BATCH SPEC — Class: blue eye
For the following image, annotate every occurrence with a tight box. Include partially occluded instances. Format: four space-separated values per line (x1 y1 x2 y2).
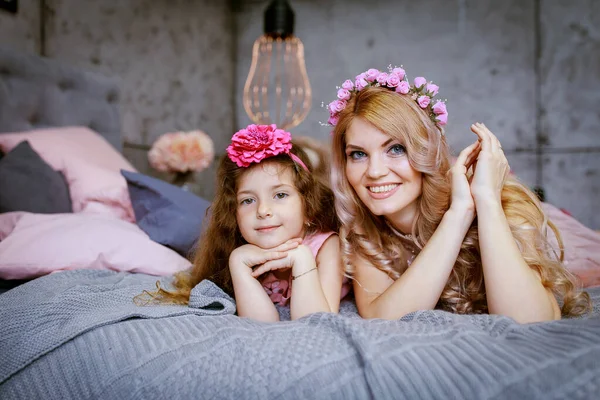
275 192 288 200
348 150 367 160
389 144 406 156
240 198 254 206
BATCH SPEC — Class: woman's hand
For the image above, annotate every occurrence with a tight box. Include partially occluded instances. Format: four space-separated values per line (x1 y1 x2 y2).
449 138 480 218
229 239 302 275
469 123 510 205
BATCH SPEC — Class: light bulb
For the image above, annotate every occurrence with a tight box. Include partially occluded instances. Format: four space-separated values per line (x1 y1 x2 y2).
243 0 311 131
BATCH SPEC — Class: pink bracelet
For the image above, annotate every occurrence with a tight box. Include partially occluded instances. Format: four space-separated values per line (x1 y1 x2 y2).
292 267 317 280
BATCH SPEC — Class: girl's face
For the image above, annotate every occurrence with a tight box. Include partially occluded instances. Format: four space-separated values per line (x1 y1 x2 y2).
236 162 306 249
344 116 423 231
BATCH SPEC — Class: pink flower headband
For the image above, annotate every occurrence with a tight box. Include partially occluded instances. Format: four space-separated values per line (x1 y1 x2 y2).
326 65 448 131
226 124 309 172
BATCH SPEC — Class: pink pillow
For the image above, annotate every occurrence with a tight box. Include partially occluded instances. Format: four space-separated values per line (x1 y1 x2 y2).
543 203 600 288
0 212 191 280
0 127 136 222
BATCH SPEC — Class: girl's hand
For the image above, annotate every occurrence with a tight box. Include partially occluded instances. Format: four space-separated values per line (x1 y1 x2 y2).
229 239 302 273
250 245 314 278
449 139 480 218
469 123 510 205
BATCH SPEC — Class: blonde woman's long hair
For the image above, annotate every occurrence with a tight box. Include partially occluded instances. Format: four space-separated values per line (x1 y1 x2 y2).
330 86 590 316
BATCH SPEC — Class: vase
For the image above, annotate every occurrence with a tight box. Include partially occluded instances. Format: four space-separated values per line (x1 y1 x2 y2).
171 171 194 191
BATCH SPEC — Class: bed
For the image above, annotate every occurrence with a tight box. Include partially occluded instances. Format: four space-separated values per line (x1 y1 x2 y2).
1 47 600 400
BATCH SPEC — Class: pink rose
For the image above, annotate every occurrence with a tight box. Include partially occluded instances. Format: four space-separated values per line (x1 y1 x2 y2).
414 76 427 88
148 130 214 173
432 101 447 115
328 114 339 126
182 130 215 171
417 95 431 108
337 88 351 101
365 68 380 82
395 81 410 94
341 79 354 90
392 67 406 80
386 73 401 88
226 124 292 167
376 72 389 85
426 83 439 96
327 101 336 114
436 112 448 126
329 99 347 114
355 76 369 90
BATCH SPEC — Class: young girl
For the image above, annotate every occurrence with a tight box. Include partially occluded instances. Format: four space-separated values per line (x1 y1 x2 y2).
152 124 348 322
327 66 591 323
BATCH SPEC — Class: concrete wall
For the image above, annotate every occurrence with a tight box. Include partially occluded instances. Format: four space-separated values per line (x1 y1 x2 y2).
0 0 39 54
235 0 599 228
539 0 600 229
1 0 598 227
1 0 235 199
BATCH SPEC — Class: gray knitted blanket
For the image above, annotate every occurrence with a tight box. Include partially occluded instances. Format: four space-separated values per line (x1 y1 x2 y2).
1 270 599 400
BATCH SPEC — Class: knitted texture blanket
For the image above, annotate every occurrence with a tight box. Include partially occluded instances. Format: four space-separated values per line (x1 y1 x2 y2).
1 270 599 399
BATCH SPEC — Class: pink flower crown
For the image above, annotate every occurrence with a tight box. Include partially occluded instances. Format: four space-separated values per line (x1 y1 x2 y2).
326 66 448 130
226 124 309 171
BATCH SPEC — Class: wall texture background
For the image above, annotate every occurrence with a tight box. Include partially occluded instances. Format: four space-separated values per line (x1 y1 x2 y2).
1 0 599 228
1 0 235 198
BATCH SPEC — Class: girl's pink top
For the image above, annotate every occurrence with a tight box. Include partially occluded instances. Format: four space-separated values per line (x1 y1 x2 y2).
259 231 351 306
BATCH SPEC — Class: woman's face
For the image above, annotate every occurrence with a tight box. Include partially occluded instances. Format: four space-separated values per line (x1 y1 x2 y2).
344 117 423 231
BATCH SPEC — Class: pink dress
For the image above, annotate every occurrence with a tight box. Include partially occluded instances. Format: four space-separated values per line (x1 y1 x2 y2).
259 231 351 306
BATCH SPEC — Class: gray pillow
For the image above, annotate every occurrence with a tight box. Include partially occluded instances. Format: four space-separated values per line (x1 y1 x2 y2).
121 170 211 257
0 141 72 214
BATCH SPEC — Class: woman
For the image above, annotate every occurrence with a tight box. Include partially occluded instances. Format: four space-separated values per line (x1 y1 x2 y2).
327 66 590 323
